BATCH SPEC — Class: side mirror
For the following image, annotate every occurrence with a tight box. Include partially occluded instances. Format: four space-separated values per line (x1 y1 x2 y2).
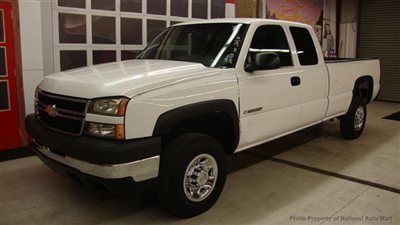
245 52 281 72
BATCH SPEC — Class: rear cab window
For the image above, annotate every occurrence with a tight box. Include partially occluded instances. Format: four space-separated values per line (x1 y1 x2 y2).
249 25 293 67
289 27 319 66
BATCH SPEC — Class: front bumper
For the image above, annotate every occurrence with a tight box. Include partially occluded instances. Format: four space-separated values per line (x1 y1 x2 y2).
25 114 161 192
31 140 160 182
33 145 157 194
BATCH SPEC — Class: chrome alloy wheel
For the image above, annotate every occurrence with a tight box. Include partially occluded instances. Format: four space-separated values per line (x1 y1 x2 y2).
183 153 218 202
354 106 365 131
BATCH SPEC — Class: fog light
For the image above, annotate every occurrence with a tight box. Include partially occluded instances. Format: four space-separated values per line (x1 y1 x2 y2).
86 122 124 140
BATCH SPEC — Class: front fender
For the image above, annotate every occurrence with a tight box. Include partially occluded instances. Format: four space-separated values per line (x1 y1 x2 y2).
124 70 239 139
153 99 240 149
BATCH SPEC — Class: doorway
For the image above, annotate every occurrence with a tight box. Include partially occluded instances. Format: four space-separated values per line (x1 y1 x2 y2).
0 2 21 150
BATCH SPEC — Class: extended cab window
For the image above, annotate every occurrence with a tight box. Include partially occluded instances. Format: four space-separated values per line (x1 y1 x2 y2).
289 27 319 65
249 25 293 67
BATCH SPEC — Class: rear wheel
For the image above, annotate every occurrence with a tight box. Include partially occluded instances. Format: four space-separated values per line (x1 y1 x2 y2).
157 133 227 218
340 98 367 139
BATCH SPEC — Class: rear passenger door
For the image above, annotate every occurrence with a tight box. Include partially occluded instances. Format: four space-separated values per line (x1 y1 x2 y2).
289 26 329 126
237 24 302 149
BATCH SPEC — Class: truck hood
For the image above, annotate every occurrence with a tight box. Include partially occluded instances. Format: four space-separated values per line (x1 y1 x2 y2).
39 60 219 99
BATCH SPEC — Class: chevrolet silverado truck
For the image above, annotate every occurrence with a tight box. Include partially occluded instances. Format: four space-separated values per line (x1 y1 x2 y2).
26 18 380 217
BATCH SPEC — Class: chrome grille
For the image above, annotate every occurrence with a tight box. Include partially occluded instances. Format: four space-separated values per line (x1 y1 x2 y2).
35 90 89 136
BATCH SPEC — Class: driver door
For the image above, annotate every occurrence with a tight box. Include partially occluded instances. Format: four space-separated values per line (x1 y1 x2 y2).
236 24 302 150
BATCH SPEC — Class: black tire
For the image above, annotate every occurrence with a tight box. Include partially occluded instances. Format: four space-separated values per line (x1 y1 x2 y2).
340 97 367 140
157 133 227 218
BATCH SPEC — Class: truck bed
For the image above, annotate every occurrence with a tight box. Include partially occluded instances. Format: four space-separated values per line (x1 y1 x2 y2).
324 58 380 118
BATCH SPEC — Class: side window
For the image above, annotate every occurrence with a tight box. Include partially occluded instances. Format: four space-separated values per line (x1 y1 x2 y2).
250 25 293 67
289 27 319 65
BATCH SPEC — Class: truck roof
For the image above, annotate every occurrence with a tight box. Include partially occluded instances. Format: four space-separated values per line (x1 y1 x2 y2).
172 18 311 28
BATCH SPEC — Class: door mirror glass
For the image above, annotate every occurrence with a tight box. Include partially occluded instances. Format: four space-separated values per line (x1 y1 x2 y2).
245 52 281 72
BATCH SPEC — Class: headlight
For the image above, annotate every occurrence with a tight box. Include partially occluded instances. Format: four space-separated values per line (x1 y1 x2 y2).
88 97 129 116
86 97 129 139
86 122 125 140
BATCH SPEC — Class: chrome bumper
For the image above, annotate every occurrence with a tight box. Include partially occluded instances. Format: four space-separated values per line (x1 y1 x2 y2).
32 139 160 182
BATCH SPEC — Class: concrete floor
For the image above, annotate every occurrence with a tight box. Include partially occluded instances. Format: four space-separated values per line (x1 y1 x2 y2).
1 101 399 225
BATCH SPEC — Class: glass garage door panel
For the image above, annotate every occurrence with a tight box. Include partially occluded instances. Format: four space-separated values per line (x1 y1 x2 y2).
92 16 116 44
192 0 207 19
147 0 166 15
121 18 142 45
211 0 225 18
122 50 140 60
171 0 188 17
91 0 116 11
93 50 116 65
60 50 87 71
121 0 142 13
58 0 85 8
58 13 86 44
147 19 166 43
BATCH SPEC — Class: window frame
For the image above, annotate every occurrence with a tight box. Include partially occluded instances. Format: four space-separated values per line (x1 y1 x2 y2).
247 24 295 70
288 26 320 66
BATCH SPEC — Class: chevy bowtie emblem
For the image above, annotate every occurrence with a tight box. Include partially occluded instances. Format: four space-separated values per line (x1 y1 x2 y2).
44 104 57 117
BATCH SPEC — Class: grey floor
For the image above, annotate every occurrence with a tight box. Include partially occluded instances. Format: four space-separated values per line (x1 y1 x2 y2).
1 101 399 225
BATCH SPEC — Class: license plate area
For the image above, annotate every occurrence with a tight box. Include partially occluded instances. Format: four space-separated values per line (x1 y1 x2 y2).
32 139 65 157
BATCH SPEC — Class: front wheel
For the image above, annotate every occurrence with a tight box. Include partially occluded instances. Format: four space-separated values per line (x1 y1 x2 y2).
340 98 367 140
157 133 227 218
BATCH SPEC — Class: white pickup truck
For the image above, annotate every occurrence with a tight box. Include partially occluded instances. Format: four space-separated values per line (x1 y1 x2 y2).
26 18 380 217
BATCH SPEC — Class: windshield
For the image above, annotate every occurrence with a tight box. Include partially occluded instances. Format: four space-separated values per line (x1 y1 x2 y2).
137 23 248 68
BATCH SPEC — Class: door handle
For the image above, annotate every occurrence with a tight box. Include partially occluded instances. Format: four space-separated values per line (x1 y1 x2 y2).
291 76 301 86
